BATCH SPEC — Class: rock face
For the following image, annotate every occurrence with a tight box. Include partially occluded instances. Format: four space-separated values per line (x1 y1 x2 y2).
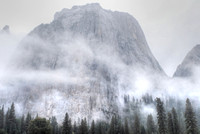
173 45 200 77
15 3 164 72
1 3 165 122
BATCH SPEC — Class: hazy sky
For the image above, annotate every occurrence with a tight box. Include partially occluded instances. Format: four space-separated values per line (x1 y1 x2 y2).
0 0 200 76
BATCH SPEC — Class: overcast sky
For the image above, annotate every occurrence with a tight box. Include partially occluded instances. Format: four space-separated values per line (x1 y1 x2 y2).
0 0 200 76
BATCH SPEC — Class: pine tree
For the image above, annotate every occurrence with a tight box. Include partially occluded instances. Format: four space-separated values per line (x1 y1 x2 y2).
124 118 129 134
114 116 121 134
171 107 180 134
90 120 95 134
16 118 21 134
120 124 125 134
108 116 115 134
146 114 156 134
51 116 58 134
96 122 102 134
79 118 88 134
141 125 146 134
185 98 198 134
156 98 167 134
0 106 4 129
73 122 77 134
9 103 17 134
167 112 174 134
101 121 109 134
68 118 72 134
25 112 32 133
62 113 72 134
21 115 25 134
133 112 140 134
5 108 10 133
95 122 102 134
108 115 121 134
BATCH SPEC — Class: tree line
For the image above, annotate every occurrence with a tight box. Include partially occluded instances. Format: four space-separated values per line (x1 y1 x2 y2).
0 97 198 134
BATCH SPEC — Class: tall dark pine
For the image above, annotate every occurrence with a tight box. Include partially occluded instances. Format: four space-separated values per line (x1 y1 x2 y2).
5 108 10 133
90 120 95 134
167 112 174 134
185 98 198 134
79 118 88 134
133 112 140 134
171 107 180 134
108 116 115 134
114 116 121 134
8 103 17 134
96 122 103 134
124 118 129 134
62 113 72 134
120 124 125 134
73 122 77 134
141 125 146 134
156 98 167 134
25 112 32 133
21 115 25 134
108 115 121 134
0 106 4 129
51 116 58 134
146 114 156 134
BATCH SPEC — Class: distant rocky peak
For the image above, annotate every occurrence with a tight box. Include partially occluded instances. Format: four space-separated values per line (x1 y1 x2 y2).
54 3 102 21
1 25 10 34
173 44 200 77
72 3 101 9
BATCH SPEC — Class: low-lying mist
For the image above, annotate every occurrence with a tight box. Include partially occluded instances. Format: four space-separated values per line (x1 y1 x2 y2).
0 31 200 123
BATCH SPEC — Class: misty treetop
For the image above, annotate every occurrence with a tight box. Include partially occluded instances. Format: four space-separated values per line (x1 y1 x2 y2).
0 96 199 134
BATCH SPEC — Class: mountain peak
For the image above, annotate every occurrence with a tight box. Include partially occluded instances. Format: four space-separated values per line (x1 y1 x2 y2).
72 3 101 9
0 25 10 34
192 44 200 50
30 4 164 74
174 44 200 77
54 3 102 21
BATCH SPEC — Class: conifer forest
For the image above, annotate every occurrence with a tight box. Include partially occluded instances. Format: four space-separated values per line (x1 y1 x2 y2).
0 96 199 134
